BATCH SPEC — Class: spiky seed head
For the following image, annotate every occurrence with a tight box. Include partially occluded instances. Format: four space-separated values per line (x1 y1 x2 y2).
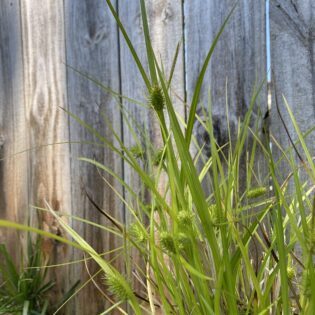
149 85 164 111
208 204 223 226
178 211 194 227
104 271 132 301
153 148 166 166
130 144 145 159
246 187 267 199
208 204 217 214
287 267 295 280
160 231 176 254
128 223 147 244
176 233 190 251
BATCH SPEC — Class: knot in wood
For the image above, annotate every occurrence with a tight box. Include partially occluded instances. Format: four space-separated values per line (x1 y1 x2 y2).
194 110 230 157
0 134 5 147
161 3 173 23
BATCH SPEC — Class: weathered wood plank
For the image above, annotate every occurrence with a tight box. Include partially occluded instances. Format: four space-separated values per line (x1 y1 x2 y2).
270 0 315 279
270 0 315 168
184 0 267 188
184 1 267 276
147 0 186 128
118 1 185 208
118 1 185 298
64 0 122 313
20 0 71 308
118 2 153 305
0 0 28 263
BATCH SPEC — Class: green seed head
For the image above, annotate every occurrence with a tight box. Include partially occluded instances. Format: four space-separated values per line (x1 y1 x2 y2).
130 144 145 159
287 266 295 280
153 148 166 166
178 211 194 227
208 204 217 214
128 223 147 244
208 204 223 226
160 231 176 254
104 271 132 301
246 187 267 199
176 233 190 251
149 85 164 111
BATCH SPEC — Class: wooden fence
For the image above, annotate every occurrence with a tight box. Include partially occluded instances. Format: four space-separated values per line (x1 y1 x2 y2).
0 0 314 313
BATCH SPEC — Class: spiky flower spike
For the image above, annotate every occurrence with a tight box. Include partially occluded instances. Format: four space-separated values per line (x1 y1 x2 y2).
178 211 194 228
176 233 190 251
104 270 133 301
160 231 176 254
128 222 147 244
246 187 267 199
153 148 166 166
130 144 145 159
149 85 164 111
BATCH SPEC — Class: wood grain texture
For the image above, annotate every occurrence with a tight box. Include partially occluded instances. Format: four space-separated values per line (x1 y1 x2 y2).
20 0 71 308
184 0 267 189
118 2 152 304
64 0 122 313
118 2 185 303
270 0 315 273
3 0 315 312
270 0 315 170
0 0 28 263
118 0 184 207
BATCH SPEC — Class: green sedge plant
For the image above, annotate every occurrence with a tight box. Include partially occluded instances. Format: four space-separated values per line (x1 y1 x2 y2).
0 235 79 315
1 1 315 314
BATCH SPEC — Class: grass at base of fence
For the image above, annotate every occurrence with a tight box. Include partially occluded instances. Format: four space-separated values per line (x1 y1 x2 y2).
1 1 315 314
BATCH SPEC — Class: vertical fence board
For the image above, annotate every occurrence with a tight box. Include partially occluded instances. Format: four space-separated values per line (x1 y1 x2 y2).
0 1 28 262
2 0 315 312
270 1 315 169
118 1 153 302
118 2 185 301
20 0 71 307
270 0 315 269
184 0 267 274
184 0 267 188
148 0 185 128
64 0 122 313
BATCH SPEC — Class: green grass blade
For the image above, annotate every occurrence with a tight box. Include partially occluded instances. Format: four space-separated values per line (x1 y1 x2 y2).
139 0 157 85
106 0 151 90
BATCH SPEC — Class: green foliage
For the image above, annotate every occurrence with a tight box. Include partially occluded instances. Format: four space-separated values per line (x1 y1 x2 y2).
0 237 53 315
0 236 79 315
1 1 315 314
104 270 133 302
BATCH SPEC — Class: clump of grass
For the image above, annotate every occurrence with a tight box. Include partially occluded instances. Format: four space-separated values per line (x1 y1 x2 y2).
1 0 315 314
0 235 79 315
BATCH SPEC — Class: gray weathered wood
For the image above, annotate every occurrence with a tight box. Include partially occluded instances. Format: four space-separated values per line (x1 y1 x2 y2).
185 0 267 276
0 0 28 263
117 3 185 311
270 0 315 169
2 0 315 312
64 0 122 313
118 1 154 301
20 0 71 307
185 0 267 189
270 0 315 280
